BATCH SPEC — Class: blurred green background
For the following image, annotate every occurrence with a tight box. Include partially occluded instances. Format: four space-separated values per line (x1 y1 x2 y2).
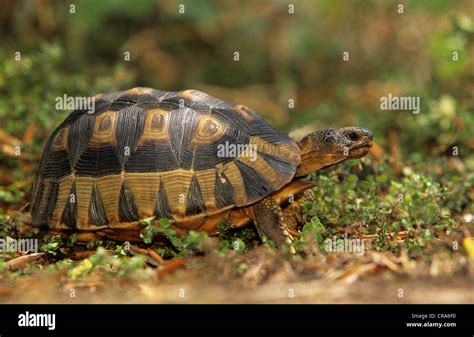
0 0 473 205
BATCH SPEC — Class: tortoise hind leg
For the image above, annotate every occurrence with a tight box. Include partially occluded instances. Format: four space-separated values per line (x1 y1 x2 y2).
251 196 296 254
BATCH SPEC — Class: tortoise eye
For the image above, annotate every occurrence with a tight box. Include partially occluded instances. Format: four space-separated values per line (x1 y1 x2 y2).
346 132 359 141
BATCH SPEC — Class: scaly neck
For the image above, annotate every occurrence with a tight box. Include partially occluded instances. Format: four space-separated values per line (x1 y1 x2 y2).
295 151 326 177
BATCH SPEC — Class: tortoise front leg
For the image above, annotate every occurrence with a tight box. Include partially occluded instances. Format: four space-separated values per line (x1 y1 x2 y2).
282 189 315 231
251 196 296 254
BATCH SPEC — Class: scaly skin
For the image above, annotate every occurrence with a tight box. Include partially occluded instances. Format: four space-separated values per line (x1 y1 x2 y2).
282 189 316 231
251 196 296 254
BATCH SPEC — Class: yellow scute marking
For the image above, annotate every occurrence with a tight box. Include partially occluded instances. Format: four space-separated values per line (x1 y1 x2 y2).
52 175 74 225
140 108 170 142
250 136 300 166
95 174 122 224
160 170 193 217
193 116 226 144
52 127 69 151
237 155 282 190
181 90 209 101
194 169 217 211
221 161 247 205
91 111 117 143
124 172 161 218
234 105 255 122
127 87 154 96
74 176 95 229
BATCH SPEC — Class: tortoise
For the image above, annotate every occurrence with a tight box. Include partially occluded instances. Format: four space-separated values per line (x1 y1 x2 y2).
30 87 372 251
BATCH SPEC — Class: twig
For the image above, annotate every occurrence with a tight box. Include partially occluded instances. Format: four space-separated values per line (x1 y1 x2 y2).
148 250 165 265
361 230 409 241
70 250 110 260
129 245 165 266
6 253 44 271
156 258 186 278
287 228 300 237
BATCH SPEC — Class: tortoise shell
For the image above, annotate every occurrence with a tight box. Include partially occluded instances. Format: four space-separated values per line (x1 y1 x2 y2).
30 88 301 233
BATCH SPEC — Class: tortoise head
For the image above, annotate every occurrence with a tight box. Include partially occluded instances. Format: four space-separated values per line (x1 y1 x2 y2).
295 127 373 177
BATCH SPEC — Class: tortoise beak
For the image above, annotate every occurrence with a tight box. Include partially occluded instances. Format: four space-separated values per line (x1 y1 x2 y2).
360 128 373 148
360 128 373 142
